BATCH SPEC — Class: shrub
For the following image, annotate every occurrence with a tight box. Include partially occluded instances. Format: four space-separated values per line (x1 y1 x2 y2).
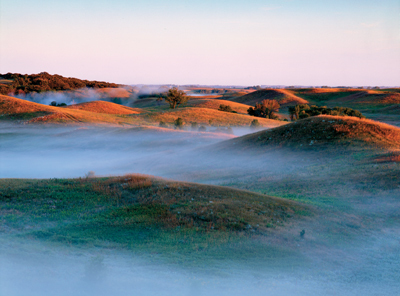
250 119 260 128
288 104 365 120
174 117 184 129
218 104 233 112
191 122 198 130
198 125 207 132
159 121 167 127
247 99 280 119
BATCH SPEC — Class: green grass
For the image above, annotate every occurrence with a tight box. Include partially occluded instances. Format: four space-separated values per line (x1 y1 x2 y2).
0 176 309 267
294 91 357 104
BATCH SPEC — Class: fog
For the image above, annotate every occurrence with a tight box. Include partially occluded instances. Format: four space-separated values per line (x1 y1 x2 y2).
1 122 399 295
0 123 294 180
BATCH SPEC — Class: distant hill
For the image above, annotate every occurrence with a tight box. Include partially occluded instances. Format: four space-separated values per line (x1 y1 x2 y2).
217 115 400 151
229 89 308 107
0 94 286 128
0 94 143 124
0 72 121 95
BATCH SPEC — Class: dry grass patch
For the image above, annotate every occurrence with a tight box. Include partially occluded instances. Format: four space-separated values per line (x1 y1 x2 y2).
65 101 143 115
145 107 286 128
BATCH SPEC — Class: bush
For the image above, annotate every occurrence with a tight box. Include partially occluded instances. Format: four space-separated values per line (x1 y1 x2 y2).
247 99 280 119
250 119 260 128
174 117 184 129
288 104 365 120
159 121 167 127
49 101 67 107
191 122 198 130
218 104 233 112
198 125 207 132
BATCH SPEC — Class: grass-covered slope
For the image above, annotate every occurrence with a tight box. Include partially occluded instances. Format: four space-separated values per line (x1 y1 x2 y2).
0 95 285 127
186 98 252 114
218 115 400 151
0 175 309 253
230 89 308 106
144 107 286 128
65 100 143 114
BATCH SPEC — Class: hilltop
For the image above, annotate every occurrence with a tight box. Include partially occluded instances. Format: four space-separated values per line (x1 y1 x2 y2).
229 89 308 107
218 115 400 151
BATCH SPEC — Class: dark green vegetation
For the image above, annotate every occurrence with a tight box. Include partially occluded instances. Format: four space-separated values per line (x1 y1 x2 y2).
0 72 119 95
218 104 237 113
247 99 280 119
288 104 365 120
0 175 309 264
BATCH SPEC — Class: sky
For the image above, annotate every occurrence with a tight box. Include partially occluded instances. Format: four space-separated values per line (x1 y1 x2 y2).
0 0 399 86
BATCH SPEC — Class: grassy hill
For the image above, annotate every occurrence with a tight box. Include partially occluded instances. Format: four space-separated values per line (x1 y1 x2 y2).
229 89 308 107
65 100 143 115
0 175 310 259
144 107 286 128
0 94 287 128
186 98 252 114
217 115 400 151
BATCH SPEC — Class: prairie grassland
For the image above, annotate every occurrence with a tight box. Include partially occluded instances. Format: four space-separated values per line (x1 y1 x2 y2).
0 175 310 266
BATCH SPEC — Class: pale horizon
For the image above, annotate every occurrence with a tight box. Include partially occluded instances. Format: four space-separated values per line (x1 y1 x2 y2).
1 0 399 86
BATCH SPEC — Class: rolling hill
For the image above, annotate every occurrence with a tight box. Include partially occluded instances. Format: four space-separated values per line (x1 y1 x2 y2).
217 115 400 151
229 89 308 107
65 100 143 114
0 94 286 128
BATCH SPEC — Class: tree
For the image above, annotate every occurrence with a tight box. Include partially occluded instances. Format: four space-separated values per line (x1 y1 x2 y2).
165 87 189 109
247 99 280 119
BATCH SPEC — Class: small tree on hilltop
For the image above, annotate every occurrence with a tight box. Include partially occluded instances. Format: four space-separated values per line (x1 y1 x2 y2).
165 87 189 109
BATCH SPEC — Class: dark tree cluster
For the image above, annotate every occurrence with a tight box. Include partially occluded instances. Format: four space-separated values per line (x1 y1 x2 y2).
0 72 120 95
288 104 365 121
247 99 280 119
218 104 237 113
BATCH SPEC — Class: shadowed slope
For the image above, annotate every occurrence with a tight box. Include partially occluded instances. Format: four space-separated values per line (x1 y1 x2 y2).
218 115 400 151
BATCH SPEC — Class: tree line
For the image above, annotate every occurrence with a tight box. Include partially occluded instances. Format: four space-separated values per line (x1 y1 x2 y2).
0 72 120 95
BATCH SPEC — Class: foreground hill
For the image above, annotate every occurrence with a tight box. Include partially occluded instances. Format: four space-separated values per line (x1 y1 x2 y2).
218 115 400 151
0 175 309 253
